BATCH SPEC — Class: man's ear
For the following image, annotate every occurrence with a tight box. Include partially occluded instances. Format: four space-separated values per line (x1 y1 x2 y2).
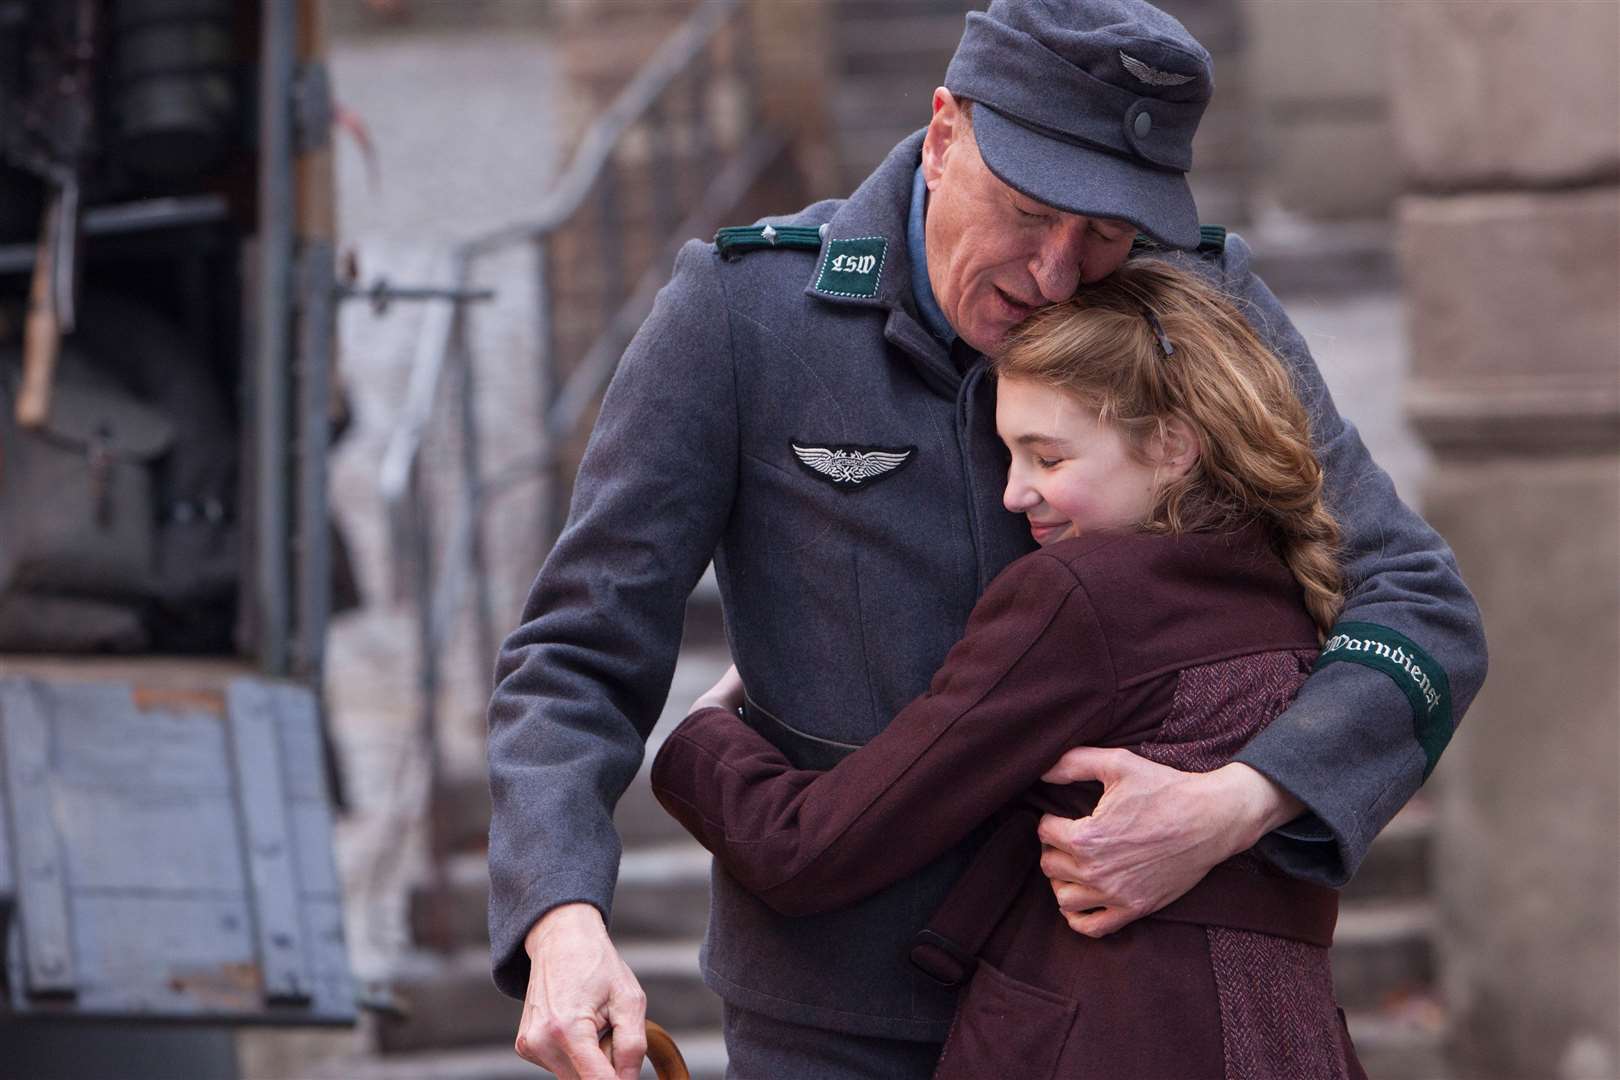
1156 416 1201 479
922 88 966 191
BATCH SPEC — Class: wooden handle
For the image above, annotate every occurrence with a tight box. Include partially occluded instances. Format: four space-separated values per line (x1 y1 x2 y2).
600 1019 691 1080
17 200 61 430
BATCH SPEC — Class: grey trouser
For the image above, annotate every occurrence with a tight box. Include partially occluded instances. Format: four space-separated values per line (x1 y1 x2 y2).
722 1003 943 1080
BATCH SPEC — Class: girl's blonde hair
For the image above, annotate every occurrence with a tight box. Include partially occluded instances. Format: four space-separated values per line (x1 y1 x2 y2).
994 258 1344 634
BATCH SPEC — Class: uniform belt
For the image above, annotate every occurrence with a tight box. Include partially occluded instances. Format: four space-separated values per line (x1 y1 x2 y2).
741 693 862 771
910 805 1340 988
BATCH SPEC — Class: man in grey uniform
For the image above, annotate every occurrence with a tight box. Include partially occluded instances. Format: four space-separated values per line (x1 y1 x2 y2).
488 1 1487 1077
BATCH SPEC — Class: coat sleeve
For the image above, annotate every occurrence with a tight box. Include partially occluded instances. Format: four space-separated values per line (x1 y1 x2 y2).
485 241 739 999
1211 234 1489 885
649 551 1115 918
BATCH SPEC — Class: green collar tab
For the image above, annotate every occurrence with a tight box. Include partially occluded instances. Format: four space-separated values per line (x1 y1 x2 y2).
1131 224 1226 259
815 236 888 299
715 224 824 259
1314 621 1454 780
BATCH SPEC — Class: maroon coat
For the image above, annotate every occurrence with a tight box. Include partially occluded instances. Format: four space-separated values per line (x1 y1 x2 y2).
651 528 1366 1079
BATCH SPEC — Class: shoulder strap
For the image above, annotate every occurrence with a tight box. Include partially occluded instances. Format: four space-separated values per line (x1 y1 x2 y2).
1129 224 1227 260
714 224 824 260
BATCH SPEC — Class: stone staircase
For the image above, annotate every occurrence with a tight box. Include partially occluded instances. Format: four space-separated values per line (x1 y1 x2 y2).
1339 794 1453 1080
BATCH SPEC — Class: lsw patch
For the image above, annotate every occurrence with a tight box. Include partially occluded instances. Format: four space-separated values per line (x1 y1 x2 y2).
814 237 887 299
791 441 915 490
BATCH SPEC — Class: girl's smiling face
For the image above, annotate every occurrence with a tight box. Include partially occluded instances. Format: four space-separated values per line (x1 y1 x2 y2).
996 376 1190 546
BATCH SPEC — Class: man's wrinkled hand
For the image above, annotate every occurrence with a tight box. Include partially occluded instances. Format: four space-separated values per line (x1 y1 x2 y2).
514 903 647 1080
1035 747 1302 938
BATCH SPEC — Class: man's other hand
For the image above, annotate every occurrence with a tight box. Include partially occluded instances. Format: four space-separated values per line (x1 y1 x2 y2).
515 903 647 1080
1035 748 1304 937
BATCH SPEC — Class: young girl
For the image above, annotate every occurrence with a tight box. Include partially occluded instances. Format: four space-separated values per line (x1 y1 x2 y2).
650 258 1365 1079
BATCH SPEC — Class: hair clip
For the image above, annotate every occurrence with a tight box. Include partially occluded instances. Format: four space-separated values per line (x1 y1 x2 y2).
1142 307 1174 358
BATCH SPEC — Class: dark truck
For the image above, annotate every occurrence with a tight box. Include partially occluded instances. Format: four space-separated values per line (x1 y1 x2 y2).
0 2 362 1074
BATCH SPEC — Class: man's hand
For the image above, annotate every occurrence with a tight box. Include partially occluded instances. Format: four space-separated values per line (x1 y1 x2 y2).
514 903 647 1080
1035 747 1304 938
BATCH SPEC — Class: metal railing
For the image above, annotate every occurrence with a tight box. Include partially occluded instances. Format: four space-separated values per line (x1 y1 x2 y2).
377 0 783 867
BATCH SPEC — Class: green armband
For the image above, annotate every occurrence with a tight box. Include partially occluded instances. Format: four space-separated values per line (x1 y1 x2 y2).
1314 621 1454 779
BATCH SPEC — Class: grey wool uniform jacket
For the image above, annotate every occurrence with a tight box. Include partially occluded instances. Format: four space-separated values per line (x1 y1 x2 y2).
486 131 1488 1040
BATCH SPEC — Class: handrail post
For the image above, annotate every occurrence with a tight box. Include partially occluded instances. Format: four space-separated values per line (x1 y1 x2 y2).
596 156 627 337
295 241 335 687
688 59 713 176
409 444 453 953
256 0 296 675
532 236 564 555
410 459 440 786
448 294 498 701
647 101 678 237
732 0 760 136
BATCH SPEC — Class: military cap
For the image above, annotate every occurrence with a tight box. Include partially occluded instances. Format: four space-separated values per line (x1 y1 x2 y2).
944 0 1213 250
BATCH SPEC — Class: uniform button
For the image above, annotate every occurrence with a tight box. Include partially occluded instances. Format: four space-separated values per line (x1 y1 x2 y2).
1134 111 1152 138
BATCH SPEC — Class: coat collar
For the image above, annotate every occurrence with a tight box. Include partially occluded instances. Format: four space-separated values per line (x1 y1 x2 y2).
805 130 927 313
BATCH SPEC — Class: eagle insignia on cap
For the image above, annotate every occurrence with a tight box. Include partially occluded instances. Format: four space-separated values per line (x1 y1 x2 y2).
791 443 914 488
1120 50 1195 87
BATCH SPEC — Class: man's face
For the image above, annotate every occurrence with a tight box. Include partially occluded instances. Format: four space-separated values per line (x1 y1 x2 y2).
922 91 1138 355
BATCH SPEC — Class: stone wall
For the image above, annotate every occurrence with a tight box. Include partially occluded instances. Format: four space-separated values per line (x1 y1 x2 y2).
1393 3 1620 1076
1241 0 1398 222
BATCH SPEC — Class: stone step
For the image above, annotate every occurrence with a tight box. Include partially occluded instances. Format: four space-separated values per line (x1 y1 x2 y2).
420 790 1432 952
837 128 924 187
834 13 972 77
1345 1004 1452 1080
411 845 713 952
1331 900 1436 1012
351 1006 1439 1079
832 75 937 135
1343 797 1434 904
436 763 1431 949
374 945 721 1056
334 1013 1444 1080
833 0 975 20
327 0 563 36
433 641 734 857
431 764 695 857
307 1030 728 1080
622 772 704 848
